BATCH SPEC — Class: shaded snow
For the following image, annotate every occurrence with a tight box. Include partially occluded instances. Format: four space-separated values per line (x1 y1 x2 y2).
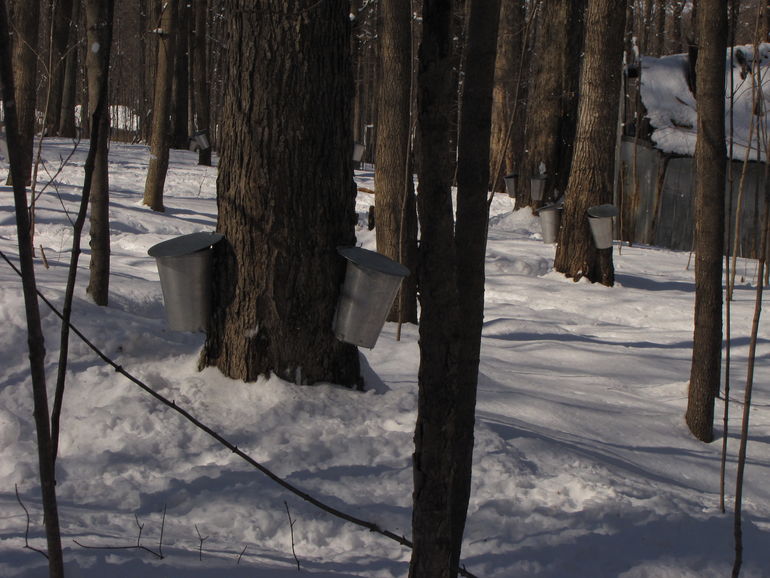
0 140 769 577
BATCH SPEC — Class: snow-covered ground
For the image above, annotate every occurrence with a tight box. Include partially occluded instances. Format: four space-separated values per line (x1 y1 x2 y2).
0 139 769 577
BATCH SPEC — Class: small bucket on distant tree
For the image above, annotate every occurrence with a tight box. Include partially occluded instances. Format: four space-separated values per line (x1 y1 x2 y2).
530 175 547 201
538 204 562 244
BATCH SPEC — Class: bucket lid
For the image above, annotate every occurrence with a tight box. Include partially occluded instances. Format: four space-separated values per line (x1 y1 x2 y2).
148 232 224 258
536 203 562 214
587 204 618 219
338 246 409 277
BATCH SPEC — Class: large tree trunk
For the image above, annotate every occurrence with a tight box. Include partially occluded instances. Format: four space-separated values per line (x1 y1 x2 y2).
191 0 211 166
554 0 626 286
522 0 584 207
489 0 527 193
143 0 177 212
7 0 40 185
409 0 499 575
686 0 727 443
84 0 114 306
199 0 360 388
374 0 418 324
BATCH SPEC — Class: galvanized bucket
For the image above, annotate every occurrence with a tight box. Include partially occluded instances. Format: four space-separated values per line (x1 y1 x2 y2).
538 204 562 244
148 232 224 332
193 129 211 151
334 246 409 349
587 204 618 249
503 173 518 198
352 142 365 163
530 175 546 201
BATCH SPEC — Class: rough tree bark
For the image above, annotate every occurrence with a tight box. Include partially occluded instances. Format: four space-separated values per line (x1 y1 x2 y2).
0 4 64 574
143 0 177 212
553 0 626 286
58 0 80 138
489 0 527 193
84 0 115 306
374 0 418 324
44 0 75 136
7 0 40 185
522 0 584 207
191 0 211 166
686 0 727 443
409 0 499 575
199 0 360 388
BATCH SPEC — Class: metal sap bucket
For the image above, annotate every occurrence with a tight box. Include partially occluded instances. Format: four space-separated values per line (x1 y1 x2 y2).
334 246 409 349
352 142 365 163
530 175 547 201
193 129 211 151
503 173 518 198
538 204 562 244
587 204 618 249
148 232 224 332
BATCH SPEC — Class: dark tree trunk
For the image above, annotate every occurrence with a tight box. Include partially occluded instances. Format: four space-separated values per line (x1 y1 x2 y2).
553 0 625 286
58 0 80 138
171 0 190 149
199 0 360 388
191 0 211 166
84 0 114 306
374 0 417 324
522 0 584 207
7 0 40 185
143 0 177 212
489 0 526 193
0 5 64 574
409 0 499 575
686 0 727 443
44 0 75 136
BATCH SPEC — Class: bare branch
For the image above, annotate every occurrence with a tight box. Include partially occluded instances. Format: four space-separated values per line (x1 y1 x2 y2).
284 501 300 572
14 485 49 560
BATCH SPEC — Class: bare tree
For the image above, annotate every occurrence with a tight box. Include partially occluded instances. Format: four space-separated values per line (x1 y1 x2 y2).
199 0 360 387
85 0 115 306
374 0 418 324
6 0 40 185
489 0 527 192
191 0 211 166
409 0 499 575
58 0 81 138
522 0 584 207
686 0 727 443
0 3 64 574
143 0 177 212
553 0 626 286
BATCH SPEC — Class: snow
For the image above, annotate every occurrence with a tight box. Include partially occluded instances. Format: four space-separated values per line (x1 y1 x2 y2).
639 43 770 161
1 138 770 577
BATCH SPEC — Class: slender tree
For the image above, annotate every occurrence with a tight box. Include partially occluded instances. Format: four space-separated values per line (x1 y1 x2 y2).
686 0 727 443
44 0 75 136
374 0 418 324
191 0 211 166
409 0 499 575
171 0 190 149
85 0 115 306
0 4 64 574
553 0 626 286
143 0 177 211
6 0 40 185
58 0 81 138
199 0 360 387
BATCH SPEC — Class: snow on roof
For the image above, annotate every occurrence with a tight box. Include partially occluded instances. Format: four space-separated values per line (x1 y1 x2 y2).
639 43 770 161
